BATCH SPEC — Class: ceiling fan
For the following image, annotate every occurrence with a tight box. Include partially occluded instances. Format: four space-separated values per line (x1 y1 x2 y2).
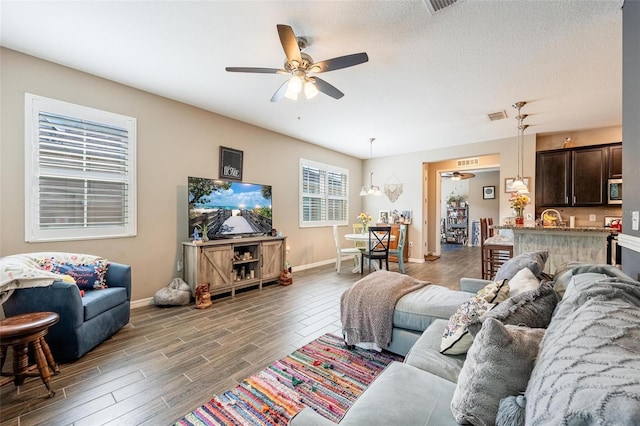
441 171 476 180
225 24 369 102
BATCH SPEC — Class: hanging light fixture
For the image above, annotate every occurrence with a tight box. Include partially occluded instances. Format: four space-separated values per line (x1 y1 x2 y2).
360 138 382 196
512 101 529 194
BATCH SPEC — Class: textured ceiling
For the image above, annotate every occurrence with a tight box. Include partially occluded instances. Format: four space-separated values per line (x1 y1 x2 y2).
0 0 624 159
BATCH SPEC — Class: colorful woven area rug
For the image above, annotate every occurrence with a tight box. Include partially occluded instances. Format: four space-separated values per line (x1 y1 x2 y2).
175 333 402 425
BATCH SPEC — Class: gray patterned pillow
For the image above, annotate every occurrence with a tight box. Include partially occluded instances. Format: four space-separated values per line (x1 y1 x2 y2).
495 250 548 281
451 319 545 426
525 277 640 425
467 281 558 337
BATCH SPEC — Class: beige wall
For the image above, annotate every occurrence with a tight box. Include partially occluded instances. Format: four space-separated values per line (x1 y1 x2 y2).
0 48 363 301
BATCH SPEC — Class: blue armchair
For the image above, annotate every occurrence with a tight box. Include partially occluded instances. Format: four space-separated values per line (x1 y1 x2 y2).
2 262 131 362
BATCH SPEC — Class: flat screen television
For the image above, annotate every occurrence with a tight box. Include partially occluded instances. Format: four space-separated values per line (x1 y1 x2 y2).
188 176 272 239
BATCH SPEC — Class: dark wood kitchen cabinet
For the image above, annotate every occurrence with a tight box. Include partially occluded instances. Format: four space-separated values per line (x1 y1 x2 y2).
609 143 623 178
536 150 571 206
536 143 619 207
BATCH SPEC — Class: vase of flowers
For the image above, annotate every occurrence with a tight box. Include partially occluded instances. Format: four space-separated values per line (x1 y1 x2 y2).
358 212 373 233
509 193 530 225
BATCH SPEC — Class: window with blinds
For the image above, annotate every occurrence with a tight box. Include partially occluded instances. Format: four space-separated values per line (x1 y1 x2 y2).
299 158 348 227
25 94 137 242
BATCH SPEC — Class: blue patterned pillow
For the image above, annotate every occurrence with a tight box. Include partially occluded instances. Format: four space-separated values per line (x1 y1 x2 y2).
51 263 107 290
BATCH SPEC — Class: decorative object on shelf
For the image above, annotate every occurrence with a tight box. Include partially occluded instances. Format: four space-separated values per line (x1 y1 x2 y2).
357 212 373 233
401 210 412 224
219 146 243 181
360 138 382 196
505 177 531 193
447 192 464 207
195 283 212 309
511 101 530 194
378 210 390 224
483 186 496 200
509 193 530 225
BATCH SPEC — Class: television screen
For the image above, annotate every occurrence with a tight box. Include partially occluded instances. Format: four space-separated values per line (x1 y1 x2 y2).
188 177 272 239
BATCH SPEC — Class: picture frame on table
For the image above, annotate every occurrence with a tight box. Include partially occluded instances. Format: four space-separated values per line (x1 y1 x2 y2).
219 146 243 181
505 177 530 193
401 210 412 224
483 186 496 199
378 211 390 224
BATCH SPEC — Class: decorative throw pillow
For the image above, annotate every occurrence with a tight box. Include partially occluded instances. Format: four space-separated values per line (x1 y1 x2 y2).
495 250 549 281
467 281 558 337
38 254 110 290
51 263 106 290
440 279 509 355
450 319 545 426
496 395 526 426
507 267 539 297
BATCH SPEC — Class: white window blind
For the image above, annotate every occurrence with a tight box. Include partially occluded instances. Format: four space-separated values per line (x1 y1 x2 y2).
25 94 137 242
299 158 348 227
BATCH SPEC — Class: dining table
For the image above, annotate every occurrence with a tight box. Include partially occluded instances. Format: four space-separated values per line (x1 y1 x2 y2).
344 233 396 273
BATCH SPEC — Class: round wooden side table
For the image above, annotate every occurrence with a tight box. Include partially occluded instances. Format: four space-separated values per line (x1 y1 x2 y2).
0 311 60 397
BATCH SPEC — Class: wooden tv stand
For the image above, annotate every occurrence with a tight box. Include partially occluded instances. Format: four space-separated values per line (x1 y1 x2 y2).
182 235 286 297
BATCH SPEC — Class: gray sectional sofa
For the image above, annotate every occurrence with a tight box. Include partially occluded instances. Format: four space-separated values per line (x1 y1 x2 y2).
291 258 640 425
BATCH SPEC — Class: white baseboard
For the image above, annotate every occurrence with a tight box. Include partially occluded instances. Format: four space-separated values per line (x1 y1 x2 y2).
130 297 154 309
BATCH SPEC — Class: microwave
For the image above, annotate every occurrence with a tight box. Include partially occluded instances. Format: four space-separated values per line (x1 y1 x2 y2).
608 178 622 204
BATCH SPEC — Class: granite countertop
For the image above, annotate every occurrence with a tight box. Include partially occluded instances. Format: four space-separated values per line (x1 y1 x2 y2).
492 225 615 233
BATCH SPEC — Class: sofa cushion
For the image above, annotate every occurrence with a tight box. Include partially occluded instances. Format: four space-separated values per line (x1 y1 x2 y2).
525 276 640 425
339 361 458 426
393 285 475 332
506 267 539 297
467 281 558 337
51 263 105 291
495 250 548 281
451 319 545 426
404 319 466 383
552 262 630 298
37 253 110 288
83 287 128 321
440 279 509 355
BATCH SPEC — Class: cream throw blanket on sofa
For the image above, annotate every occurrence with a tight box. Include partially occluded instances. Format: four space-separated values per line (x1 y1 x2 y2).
341 270 427 351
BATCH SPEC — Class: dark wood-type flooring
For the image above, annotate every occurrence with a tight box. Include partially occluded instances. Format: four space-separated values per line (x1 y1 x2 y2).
1 244 480 426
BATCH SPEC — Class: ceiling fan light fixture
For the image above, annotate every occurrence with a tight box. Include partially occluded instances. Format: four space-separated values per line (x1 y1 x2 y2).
304 79 318 99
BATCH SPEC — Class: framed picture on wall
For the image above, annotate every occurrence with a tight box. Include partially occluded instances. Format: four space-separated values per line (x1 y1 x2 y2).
483 186 496 199
219 146 243 181
505 177 530 193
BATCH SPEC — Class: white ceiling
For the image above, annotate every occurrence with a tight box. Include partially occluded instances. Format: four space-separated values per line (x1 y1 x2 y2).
0 0 624 159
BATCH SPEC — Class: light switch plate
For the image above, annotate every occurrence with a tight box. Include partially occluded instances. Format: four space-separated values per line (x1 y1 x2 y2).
633 211 639 231
589 214 596 222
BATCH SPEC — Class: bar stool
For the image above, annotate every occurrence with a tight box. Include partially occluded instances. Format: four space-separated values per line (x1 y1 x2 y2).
0 311 60 397
480 218 514 280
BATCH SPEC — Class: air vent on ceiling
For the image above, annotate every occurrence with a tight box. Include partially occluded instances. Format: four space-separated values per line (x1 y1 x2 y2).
488 110 507 121
423 0 458 15
457 157 480 167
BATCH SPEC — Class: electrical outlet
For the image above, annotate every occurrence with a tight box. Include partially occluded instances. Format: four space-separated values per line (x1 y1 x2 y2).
589 214 596 222
177 260 183 271
409 241 414 247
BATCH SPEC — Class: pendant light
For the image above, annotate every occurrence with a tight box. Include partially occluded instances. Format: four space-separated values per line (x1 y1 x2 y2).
360 138 382 196
512 101 529 194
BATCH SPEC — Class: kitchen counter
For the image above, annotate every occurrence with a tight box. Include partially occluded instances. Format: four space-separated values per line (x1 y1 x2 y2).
492 225 613 273
492 225 615 233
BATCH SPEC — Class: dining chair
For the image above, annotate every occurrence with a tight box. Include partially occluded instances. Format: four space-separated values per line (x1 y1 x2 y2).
388 224 407 273
361 226 392 274
333 225 361 273
480 218 513 280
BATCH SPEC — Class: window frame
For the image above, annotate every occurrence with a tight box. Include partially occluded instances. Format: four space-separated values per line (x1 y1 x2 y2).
24 93 137 242
299 158 349 228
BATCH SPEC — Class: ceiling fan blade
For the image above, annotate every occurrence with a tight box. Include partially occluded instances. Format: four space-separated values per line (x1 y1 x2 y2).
225 67 287 74
312 77 344 99
277 24 302 65
270 80 290 102
311 52 369 73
